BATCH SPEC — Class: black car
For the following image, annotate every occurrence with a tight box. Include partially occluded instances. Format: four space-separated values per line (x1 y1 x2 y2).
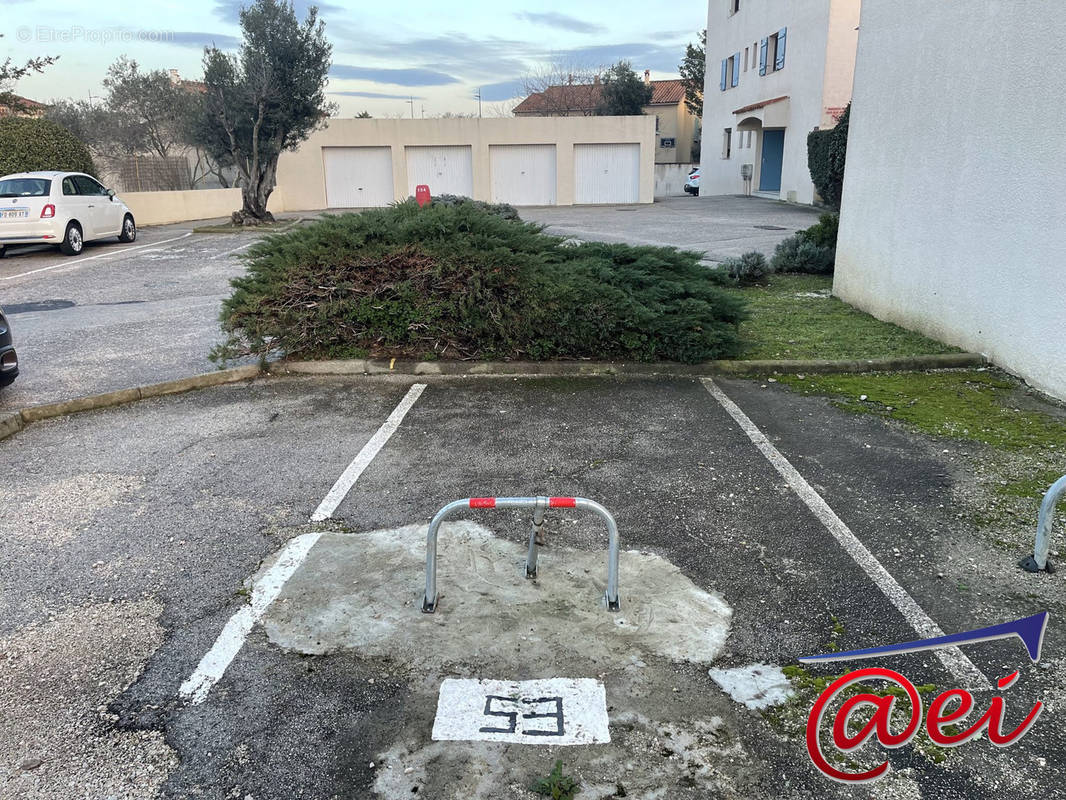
0 306 18 386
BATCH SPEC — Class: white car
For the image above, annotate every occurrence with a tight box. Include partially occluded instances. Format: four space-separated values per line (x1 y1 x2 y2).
0 171 136 257
684 168 700 195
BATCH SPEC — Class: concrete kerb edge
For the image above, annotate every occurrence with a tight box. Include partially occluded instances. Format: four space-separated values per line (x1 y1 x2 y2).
0 352 986 443
2 365 263 441
270 352 987 378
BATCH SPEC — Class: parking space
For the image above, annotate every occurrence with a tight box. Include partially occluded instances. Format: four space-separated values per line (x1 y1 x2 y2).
1 374 1060 799
0 223 264 410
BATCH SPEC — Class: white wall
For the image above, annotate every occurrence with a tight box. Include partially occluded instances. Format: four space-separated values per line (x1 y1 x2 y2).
834 0 1066 400
654 163 696 197
700 0 841 204
120 187 284 226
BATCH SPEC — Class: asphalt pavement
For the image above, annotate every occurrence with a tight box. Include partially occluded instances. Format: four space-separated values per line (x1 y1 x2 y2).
1 374 1060 799
521 195 822 261
0 221 261 410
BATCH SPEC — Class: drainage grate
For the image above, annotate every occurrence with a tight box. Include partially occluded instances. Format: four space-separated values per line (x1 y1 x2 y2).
753 224 788 230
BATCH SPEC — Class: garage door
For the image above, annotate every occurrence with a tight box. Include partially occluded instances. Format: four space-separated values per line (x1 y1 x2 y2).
322 147 394 208
490 145 556 206
406 146 473 198
574 143 641 204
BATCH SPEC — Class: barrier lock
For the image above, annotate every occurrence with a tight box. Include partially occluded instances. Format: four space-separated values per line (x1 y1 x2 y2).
421 496 621 614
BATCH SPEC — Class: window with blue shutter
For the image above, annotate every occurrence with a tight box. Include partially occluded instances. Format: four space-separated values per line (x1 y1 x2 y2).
775 27 787 70
759 38 768 76
720 58 728 91
731 52 740 86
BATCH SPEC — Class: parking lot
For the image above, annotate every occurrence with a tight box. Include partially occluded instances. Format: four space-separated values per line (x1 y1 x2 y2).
0 222 264 410
523 195 822 261
2 372 1061 799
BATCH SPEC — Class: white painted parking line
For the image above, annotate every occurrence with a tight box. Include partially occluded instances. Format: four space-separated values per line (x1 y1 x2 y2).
211 240 257 260
701 378 990 689
0 232 193 281
311 383 427 521
179 532 322 704
178 384 427 704
432 678 610 744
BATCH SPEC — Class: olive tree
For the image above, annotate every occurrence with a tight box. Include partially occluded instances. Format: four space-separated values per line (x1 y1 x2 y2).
196 0 333 224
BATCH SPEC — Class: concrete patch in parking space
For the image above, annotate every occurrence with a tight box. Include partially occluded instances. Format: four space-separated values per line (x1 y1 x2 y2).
260 522 733 666
256 522 758 798
707 663 794 711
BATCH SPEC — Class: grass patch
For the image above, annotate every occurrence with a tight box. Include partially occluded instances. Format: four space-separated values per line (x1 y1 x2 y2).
727 274 959 361
994 468 1066 499
777 370 1066 450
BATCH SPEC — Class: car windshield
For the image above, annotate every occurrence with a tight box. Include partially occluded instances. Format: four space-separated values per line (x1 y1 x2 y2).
0 178 51 198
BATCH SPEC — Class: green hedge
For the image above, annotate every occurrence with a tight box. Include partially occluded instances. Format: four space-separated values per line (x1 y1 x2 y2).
0 116 96 178
213 201 748 364
806 103 849 209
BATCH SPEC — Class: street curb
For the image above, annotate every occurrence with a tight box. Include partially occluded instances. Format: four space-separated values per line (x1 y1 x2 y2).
269 352 986 378
2 365 261 441
0 353 985 444
0 411 23 439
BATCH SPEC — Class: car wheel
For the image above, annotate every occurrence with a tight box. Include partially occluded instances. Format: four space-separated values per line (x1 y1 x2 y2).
60 222 84 256
118 214 136 243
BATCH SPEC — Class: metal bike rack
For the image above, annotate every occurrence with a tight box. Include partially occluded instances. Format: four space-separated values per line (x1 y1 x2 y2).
421 496 621 613
1019 474 1066 574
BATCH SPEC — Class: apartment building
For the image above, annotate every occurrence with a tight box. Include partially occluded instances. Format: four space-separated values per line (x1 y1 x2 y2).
700 0 860 203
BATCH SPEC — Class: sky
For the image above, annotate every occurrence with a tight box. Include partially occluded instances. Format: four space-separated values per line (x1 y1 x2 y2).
3 0 707 118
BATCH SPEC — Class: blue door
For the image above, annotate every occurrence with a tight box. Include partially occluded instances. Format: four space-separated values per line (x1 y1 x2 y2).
759 129 785 193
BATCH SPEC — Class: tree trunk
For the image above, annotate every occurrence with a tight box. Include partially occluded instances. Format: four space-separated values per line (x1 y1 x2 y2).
234 156 278 225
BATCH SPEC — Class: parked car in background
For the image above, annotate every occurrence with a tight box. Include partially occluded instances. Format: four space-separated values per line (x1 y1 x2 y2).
684 168 700 195
0 171 137 257
0 306 17 387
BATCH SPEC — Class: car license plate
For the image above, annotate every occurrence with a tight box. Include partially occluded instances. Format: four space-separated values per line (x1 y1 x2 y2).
1 208 29 220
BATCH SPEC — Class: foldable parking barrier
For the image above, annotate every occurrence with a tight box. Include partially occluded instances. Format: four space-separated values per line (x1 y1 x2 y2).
422 496 621 613
1019 474 1066 574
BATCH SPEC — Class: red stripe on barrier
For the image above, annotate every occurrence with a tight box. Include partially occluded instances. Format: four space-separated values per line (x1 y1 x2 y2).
549 497 577 508
469 497 496 508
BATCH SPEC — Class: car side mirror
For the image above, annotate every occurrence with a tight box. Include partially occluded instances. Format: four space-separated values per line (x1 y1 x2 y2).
107 189 116 200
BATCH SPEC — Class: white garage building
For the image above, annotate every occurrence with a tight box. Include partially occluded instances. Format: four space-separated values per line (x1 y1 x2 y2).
276 117 656 210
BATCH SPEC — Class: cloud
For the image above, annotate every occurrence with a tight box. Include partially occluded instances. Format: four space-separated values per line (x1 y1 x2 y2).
478 79 526 102
329 31 683 84
330 64 459 87
514 12 606 34
165 31 243 50
331 90 422 100
557 42 684 73
331 33 533 80
213 0 343 23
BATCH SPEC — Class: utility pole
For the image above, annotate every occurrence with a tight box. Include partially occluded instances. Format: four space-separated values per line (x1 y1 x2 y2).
87 90 99 109
407 96 414 119
475 88 482 118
